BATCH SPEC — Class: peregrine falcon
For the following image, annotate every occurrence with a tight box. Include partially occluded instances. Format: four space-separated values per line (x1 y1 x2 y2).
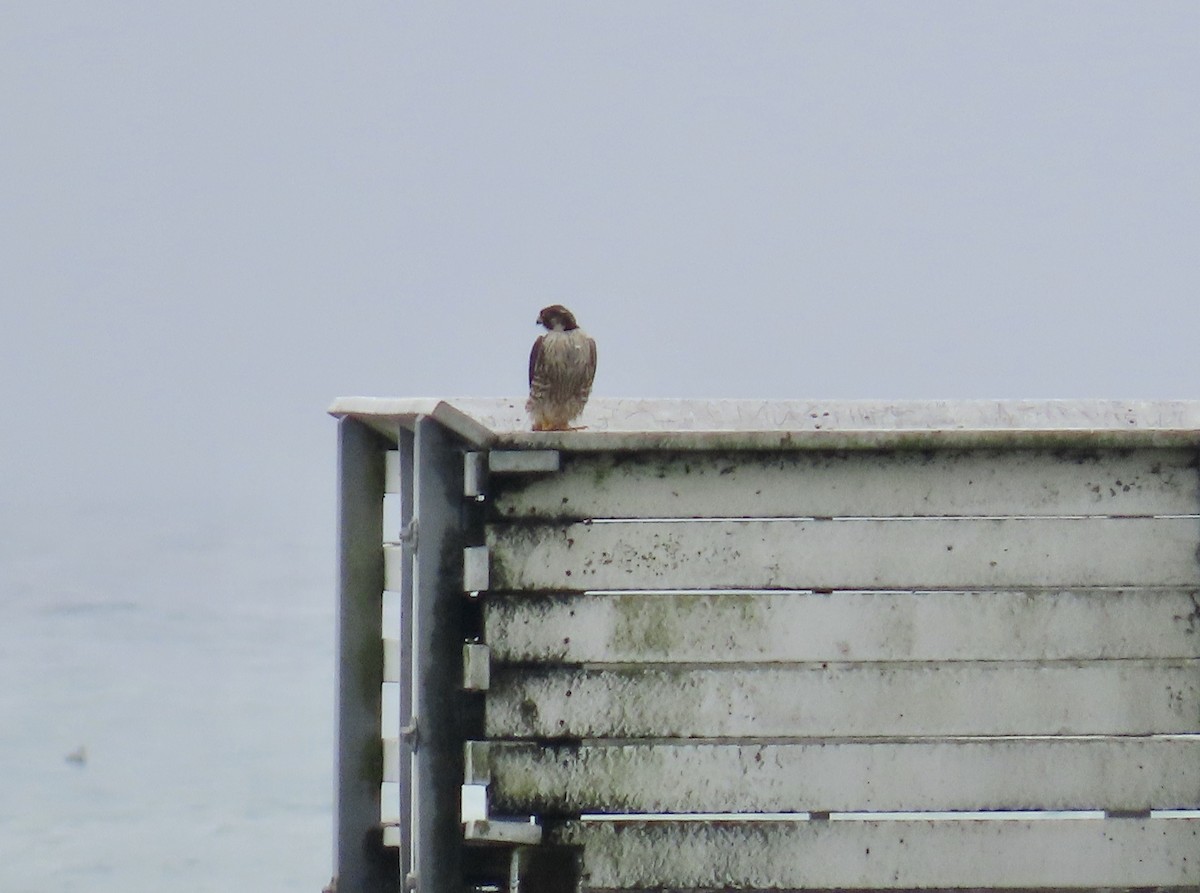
527 304 597 431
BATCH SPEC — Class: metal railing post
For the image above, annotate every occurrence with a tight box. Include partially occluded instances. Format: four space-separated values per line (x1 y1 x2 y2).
395 427 415 887
411 416 468 893
335 417 394 891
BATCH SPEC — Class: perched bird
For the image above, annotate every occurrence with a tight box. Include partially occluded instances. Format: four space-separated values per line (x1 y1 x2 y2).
527 304 597 431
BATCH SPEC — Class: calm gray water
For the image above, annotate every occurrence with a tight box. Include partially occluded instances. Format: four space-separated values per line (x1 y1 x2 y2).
0 506 335 892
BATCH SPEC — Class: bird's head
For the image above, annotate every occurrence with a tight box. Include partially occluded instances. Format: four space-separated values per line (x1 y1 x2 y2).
536 304 579 331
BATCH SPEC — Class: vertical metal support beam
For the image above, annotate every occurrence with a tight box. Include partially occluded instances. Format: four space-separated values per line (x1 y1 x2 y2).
413 416 467 893
396 428 415 888
335 418 394 892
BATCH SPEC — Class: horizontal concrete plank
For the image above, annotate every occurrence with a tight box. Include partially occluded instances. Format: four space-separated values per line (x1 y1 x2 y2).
550 818 1200 889
484 588 1200 664
483 738 1200 814
491 448 1200 520
485 661 1200 738
487 517 1200 591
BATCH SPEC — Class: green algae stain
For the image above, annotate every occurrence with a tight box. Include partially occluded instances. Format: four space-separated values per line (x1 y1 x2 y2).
610 594 768 659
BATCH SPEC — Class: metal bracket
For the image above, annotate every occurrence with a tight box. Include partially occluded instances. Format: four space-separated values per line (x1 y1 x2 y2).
464 819 543 847
464 451 488 498
464 741 492 786
463 643 491 691
463 546 490 593
488 450 561 474
400 719 420 751
395 519 418 550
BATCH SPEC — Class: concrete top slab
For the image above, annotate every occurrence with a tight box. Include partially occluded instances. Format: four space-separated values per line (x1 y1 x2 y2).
329 397 1200 450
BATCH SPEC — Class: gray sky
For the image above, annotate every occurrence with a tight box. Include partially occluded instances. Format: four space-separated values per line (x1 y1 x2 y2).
0 4 1196 584
3 3 1198 547
0 4 1197 886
